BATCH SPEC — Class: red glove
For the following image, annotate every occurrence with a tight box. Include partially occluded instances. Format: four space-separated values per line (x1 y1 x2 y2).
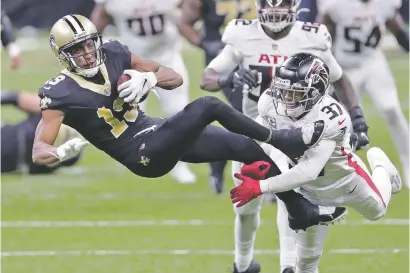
230 173 264 207
241 161 271 179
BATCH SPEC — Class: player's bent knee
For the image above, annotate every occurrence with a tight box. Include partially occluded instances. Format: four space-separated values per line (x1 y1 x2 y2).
233 195 264 215
363 206 386 221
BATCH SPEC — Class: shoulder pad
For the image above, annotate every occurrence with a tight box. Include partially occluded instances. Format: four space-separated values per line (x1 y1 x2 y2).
297 22 332 51
38 74 70 111
222 19 255 45
318 97 351 141
103 39 130 54
103 39 132 69
257 90 274 118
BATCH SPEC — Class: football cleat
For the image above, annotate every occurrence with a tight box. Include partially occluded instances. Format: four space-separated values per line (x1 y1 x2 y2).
288 198 348 232
367 147 402 194
233 260 261 273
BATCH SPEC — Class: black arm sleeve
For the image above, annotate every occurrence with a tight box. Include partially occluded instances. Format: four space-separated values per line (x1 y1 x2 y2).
393 29 409 52
1 10 16 48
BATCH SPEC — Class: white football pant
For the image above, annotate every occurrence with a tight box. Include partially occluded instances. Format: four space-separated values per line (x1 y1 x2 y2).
343 54 409 188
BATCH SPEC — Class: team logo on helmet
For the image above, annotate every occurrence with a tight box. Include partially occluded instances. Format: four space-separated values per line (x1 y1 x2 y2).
305 59 329 87
49 35 56 49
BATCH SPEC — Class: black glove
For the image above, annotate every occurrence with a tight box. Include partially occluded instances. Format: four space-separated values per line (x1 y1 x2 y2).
233 68 258 89
218 68 259 90
349 106 370 150
199 39 225 57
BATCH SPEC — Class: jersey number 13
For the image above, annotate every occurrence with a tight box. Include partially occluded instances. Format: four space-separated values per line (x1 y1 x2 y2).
97 98 139 138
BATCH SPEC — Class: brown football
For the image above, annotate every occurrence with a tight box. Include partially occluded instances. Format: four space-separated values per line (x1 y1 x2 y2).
117 73 131 88
116 72 150 103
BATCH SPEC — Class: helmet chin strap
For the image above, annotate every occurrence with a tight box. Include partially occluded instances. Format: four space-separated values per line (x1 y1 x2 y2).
75 66 99 78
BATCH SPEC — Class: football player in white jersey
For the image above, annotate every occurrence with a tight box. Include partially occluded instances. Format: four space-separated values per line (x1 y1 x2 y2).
317 0 409 188
230 52 402 273
200 1 370 272
91 0 196 184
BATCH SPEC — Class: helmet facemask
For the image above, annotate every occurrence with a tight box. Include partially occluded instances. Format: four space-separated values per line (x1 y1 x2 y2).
272 76 324 118
56 33 105 78
256 0 302 32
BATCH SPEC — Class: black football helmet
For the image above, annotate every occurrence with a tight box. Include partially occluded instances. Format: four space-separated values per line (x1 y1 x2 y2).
255 0 301 32
271 52 330 118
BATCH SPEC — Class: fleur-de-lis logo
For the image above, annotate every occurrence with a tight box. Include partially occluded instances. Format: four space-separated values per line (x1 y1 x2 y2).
139 156 150 166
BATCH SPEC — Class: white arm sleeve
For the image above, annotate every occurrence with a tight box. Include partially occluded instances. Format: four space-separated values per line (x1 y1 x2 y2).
259 139 337 193
320 49 343 83
206 44 241 74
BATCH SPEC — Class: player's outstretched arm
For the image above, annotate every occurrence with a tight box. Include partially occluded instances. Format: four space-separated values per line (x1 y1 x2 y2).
32 110 64 165
130 53 183 90
260 140 336 193
386 11 409 52
90 3 110 33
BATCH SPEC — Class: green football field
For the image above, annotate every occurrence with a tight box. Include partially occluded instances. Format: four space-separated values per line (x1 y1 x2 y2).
1 45 409 273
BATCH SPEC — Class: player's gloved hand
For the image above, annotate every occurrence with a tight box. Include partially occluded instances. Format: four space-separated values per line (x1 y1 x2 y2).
241 161 271 180
233 68 259 89
199 39 224 57
349 106 370 150
118 70 158 103
230 173 264 207
50 138 89 162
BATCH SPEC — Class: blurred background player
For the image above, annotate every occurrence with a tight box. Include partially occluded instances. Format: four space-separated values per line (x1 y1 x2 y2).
318 0 409 187
1 9 22 70
1 91 84 174
180 0 256 194
91 0 196 184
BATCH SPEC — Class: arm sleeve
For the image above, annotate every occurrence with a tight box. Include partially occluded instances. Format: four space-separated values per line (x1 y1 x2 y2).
259 139 337 193
206 44 241 74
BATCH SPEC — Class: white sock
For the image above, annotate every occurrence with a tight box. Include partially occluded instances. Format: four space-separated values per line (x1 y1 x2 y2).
277 199 297 272
234 213 260 272
295 256 321 273
371 166 392 207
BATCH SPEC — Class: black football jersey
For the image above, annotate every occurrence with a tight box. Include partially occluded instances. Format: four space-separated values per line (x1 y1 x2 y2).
38 40 157 170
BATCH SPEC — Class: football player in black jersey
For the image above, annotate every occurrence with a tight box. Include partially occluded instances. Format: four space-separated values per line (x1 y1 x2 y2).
1 91 83 174
32 14 346 233
180 0 256 193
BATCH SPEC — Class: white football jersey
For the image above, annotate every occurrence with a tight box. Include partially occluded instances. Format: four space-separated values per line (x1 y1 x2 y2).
320 0 401 68
258 92 358 196
96 0 181 62
217 19 343 118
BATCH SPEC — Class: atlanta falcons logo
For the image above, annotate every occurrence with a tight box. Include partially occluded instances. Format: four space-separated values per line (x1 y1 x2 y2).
305 59 329 87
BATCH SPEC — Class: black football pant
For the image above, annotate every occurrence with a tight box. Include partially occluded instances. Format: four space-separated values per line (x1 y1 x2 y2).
136 96 306 213
207 52 243 184
136 96 278 178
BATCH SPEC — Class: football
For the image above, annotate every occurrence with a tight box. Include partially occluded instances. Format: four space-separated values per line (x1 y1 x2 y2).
117 72 149 103
117 73 131 87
